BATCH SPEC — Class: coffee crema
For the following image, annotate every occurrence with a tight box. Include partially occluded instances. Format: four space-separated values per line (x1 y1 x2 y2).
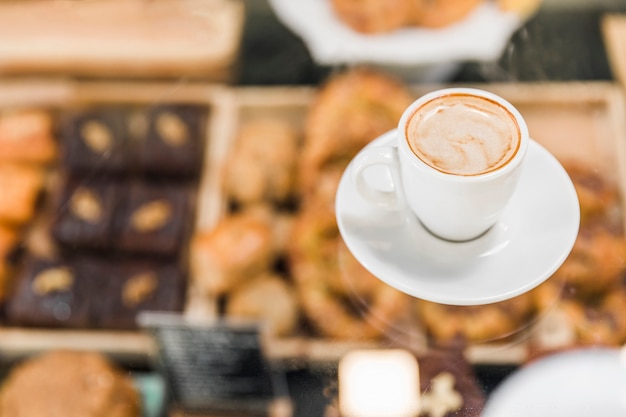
405 93 521 176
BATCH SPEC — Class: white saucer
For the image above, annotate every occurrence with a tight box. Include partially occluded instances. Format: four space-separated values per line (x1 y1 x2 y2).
482 348 626 417
336 130 580 306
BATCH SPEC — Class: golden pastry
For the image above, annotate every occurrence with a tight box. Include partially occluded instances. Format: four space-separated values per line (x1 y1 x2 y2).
300 68 413 195
553 289 626 347
0 164 45 225
191 212 274 296
410 0 484 28
288 204 410 340
562 160 620 226
498 0 542 17
225 273 299 337
415 293 535 343
0 110 57 164
240 204 295 254
554 225 626 297
0 350 141 417
224 118 299 206
330 0 413 33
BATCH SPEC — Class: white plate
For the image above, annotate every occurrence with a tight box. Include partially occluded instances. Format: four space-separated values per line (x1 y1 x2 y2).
482 348 626 417
268 0 522 67
336 130 580 306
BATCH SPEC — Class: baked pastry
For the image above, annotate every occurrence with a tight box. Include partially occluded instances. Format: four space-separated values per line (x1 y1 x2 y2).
225 272 298 337
552 225 626 297
415 293 535 343
410 0 484 28
300 163 345 213
224 118 299 206
300 68 413 194
498 0 542 17
0 350 141 417
330 0 413 33
556 289 626 346
7 257 91 328
114 181 192 256
191 212 274 296
532 285 626 349
0 109 57 164
331 0 485 32
51 176 120 250
138 105 206 178
89 257 187 329
530 230 626 350
562 160 620 226
288 204 410 340
0 163 44 225
61 108 129 175
238 204 296 255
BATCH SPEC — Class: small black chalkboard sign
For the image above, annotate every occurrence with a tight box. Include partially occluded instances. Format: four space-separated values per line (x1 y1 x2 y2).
139 312 279 416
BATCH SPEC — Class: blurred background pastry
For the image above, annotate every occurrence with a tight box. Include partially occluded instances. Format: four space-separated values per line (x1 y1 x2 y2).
530 160 626 352
410 0 485 28
330 0 413 34
224 118 299 207
0 110 56 164
0 350 141 417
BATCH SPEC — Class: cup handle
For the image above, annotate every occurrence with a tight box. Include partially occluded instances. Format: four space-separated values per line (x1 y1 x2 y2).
350 146 405 210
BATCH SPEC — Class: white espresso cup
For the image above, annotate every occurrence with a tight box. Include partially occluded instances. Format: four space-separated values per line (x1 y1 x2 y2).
351 88 529 242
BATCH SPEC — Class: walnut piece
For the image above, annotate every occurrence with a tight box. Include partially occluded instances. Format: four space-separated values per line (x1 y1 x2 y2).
156 112 188 147
81 120 113 153
130 200 172 232
32 267 74 295
70 187 103 223
123 272 158 306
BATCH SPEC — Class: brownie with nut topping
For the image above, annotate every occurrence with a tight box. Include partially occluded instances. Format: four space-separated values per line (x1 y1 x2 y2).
90 258 187 329
61 109 129 175
6 257 91 328
51 176 120 250
418 348 485 417
137 105 206 178
114 181 192 256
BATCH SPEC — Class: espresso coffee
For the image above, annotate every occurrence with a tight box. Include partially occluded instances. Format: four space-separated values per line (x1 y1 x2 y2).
406 93 521 176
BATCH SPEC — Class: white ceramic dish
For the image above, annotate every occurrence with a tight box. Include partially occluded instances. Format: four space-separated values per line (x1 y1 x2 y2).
335 130 580 306
268 0 523 78
482 348 626 417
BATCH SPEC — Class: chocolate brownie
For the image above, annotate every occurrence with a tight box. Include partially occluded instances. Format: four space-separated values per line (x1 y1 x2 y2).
418 348 485 417
51 176 120 250
90 258 187 329
138 105 206 178
114 181 192 256
6 257 91 328
61 108 129 175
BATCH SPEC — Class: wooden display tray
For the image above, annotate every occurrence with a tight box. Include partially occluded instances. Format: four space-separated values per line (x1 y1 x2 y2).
191 82 626 366
0 80 224 364
0 0 244 81
0 81 625 368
